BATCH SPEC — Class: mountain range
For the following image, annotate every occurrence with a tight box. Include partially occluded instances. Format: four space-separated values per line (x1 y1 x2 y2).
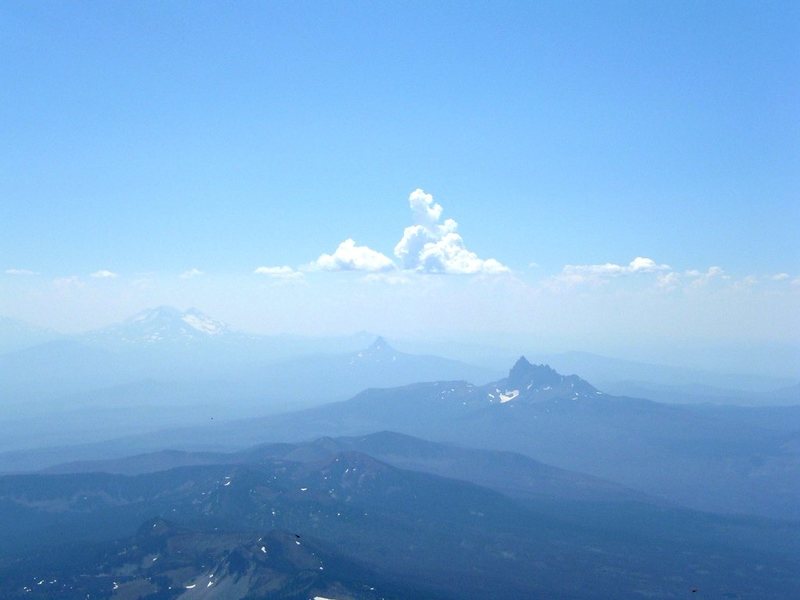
4 357 798 521
1 323 799 598
44 430 650 505
2 517 429 600
2 433 799 599
2 307 796 406
0 307 500 452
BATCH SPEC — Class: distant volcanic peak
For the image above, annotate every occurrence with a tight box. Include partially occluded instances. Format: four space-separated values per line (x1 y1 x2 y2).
508 357 562 388
512 355 533 370
121 306 229 340
180 309 227 335
351 336 399 364
494 357 597 402
130 305 181 322
368 335 391 352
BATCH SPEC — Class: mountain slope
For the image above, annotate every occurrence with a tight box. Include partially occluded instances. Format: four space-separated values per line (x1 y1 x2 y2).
2 452 799 599
1 518 424 600
249 336 500 402
45 431 649 504
4 355 797 518
57 356 795 519
0 307 498 451
82 306 233 347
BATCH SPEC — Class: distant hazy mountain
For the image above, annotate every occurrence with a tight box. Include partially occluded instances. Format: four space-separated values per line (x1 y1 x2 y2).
48 357 796 519
3 309 792 406
601 379 800 406
0 308 374 403
249 336 501 401
532 350 795 393
391 339 797 396
0 317 60 355
0 307 246 404
0 308 500 452
3 448 799 598
0 308 497 403
81 306 234 346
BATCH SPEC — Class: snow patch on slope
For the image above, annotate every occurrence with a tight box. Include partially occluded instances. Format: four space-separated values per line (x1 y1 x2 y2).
181 313 224 335
499 389 520 403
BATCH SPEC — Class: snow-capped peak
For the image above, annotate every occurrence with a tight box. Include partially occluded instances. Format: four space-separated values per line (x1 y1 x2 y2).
180 309 226 335
86 306 231 345
486 357 598 404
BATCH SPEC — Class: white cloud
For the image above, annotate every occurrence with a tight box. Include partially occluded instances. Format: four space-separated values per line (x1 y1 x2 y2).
394 189 509 274
656 266 760 291
408 188 444 225
179 268 204 279
686 266 727 286
292 189 507 278
5 268 36 276
559 256 670 284
416 232 509 274
628 257 669 273
90 269 118 279
656 271 681 290
771 273 790 281
254 265 304 279
315 239 395 272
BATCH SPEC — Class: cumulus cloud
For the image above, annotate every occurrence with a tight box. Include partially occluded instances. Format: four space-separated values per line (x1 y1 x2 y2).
394 189 509 274
90 269 118 279
254 265 304 279
771 273 790 281
408 188 444 225
315 239 395 272
416 232 509 274
292 189 508 277
5 268 36 275
628 257 669 272
179 268 204 279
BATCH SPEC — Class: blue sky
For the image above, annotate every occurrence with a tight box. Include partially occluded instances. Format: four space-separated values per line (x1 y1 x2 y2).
1 1 798 369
